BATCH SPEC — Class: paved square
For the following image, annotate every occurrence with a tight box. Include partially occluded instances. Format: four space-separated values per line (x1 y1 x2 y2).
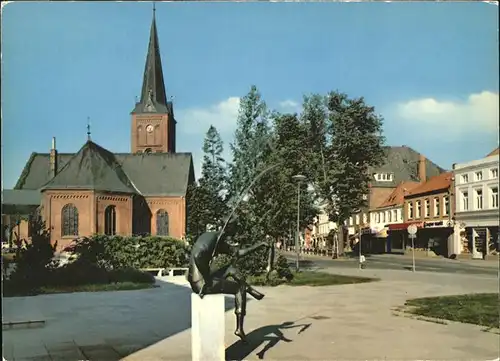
3 270 499 361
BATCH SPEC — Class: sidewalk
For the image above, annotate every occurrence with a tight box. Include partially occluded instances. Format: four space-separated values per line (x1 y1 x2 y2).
283 250 499 269
374 253 499 268
123 272 499 361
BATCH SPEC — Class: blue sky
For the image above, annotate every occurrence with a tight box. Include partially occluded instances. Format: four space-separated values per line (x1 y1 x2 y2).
2 1 498 188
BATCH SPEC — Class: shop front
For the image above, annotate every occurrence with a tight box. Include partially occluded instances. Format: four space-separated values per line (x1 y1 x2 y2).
387 221 424 253
455 210 499 259
359 226 388 254
419 220 454 257
463 226 499 259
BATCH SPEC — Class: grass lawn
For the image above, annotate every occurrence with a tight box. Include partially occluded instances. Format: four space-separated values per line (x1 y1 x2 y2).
404 293 499 328
249 270 378 287
3 282 157 297
289 271 377 286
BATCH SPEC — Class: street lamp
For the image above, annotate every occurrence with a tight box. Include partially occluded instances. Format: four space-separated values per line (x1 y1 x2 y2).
292 174 307 272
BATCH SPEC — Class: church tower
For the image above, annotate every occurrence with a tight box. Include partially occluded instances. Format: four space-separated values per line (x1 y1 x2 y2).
131 8 176 154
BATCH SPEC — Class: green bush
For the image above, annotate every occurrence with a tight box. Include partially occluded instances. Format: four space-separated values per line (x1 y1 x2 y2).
8 217 58 289
64 234 191 270
50 262 110 286
274 254 294 281
108 267 155 284
5 230 181 296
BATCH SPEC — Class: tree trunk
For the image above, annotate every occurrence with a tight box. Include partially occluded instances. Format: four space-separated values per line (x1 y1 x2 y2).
337 224 345 257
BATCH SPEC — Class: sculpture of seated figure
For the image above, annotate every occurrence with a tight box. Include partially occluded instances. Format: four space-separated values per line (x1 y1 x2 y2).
187 216 269 342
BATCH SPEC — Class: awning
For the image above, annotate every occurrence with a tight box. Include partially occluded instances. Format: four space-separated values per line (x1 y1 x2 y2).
387 221 424 231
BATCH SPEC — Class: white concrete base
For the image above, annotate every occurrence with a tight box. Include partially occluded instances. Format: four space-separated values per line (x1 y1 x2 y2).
191 293 225 361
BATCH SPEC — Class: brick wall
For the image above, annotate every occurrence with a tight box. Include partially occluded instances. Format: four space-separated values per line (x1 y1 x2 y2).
95 194 133 235
43 190 95 251
131 114 172 153
145 196 186 239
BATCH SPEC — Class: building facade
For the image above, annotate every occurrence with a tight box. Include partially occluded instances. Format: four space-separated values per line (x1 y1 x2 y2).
2 10 195 251
452 150 499 258
348 147 445 254
370 181 420 253
399 172 455 257
309 202 338 252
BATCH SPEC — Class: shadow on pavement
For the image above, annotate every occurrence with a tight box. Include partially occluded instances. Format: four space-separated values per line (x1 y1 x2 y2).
2 278 236 361
225 321 312 361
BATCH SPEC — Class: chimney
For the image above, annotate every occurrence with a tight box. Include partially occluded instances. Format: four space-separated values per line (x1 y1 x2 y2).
49 137 58 177
418 154 426 182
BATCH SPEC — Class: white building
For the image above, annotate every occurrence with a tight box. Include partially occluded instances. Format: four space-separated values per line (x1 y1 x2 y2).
453 148 499 258
311 202 338 249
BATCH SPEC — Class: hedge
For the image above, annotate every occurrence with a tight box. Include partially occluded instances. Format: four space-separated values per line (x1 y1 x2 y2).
63 234 191 270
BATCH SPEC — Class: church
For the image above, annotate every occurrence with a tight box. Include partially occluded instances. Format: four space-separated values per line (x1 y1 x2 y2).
2 10 195 251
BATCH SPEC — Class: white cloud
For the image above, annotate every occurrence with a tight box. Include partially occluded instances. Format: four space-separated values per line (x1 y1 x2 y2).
176 97 240 180
177 97 240 135
392 91 499 138
278 99 300 112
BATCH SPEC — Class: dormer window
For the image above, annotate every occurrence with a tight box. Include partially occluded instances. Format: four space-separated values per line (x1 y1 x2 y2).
374 173 394 182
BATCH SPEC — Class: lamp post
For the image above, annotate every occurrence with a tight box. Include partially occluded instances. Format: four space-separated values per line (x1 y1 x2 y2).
292 174 306 272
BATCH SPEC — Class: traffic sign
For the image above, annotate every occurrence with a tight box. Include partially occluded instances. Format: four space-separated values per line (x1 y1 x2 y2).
407 224 418 236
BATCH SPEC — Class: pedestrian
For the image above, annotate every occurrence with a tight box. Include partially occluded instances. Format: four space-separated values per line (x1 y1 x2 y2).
359 254 366 269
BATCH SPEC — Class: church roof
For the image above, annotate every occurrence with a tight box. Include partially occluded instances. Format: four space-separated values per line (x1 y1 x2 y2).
15 143 194 197
2 189 42 206
1 189 41 215
41 141 139 194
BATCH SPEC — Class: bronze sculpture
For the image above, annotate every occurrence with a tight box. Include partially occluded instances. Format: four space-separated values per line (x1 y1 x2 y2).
187 217 269 342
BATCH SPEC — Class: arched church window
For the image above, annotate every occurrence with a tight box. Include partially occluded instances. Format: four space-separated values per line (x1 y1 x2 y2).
144 148 152 154
62 203 79 237
156 209 169 236
104 205 116 236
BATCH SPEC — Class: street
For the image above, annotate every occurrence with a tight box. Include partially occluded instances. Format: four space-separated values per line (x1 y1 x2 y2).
283 252 499 276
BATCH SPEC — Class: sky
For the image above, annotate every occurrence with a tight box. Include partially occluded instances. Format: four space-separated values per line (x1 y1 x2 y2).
2 1 499 189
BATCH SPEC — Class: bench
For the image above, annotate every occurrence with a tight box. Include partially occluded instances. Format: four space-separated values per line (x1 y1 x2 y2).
167 267 188 277
141 268 166 277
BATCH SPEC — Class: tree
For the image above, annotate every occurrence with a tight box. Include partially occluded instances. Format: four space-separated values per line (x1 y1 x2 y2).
199 125 229 229
186 182 210 241
228 85 270 202
186 126 229 239
256 112 318 244
300 94 328 189
324 91 385 223
301 92 385 253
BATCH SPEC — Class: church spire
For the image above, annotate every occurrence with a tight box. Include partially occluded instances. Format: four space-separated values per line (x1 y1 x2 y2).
133 6 168 114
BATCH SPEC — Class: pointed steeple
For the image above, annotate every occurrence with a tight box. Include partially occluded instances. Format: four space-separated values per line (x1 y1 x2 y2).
132 7 169 114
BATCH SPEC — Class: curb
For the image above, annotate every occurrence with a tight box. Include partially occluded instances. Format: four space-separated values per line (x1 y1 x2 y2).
2 319 45 330
391 307 500 335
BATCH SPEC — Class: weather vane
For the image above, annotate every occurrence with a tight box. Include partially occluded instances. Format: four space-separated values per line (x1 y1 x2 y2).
87 117 91 141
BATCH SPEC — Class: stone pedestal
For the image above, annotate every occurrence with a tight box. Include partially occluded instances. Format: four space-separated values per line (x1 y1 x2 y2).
191 293 225 361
